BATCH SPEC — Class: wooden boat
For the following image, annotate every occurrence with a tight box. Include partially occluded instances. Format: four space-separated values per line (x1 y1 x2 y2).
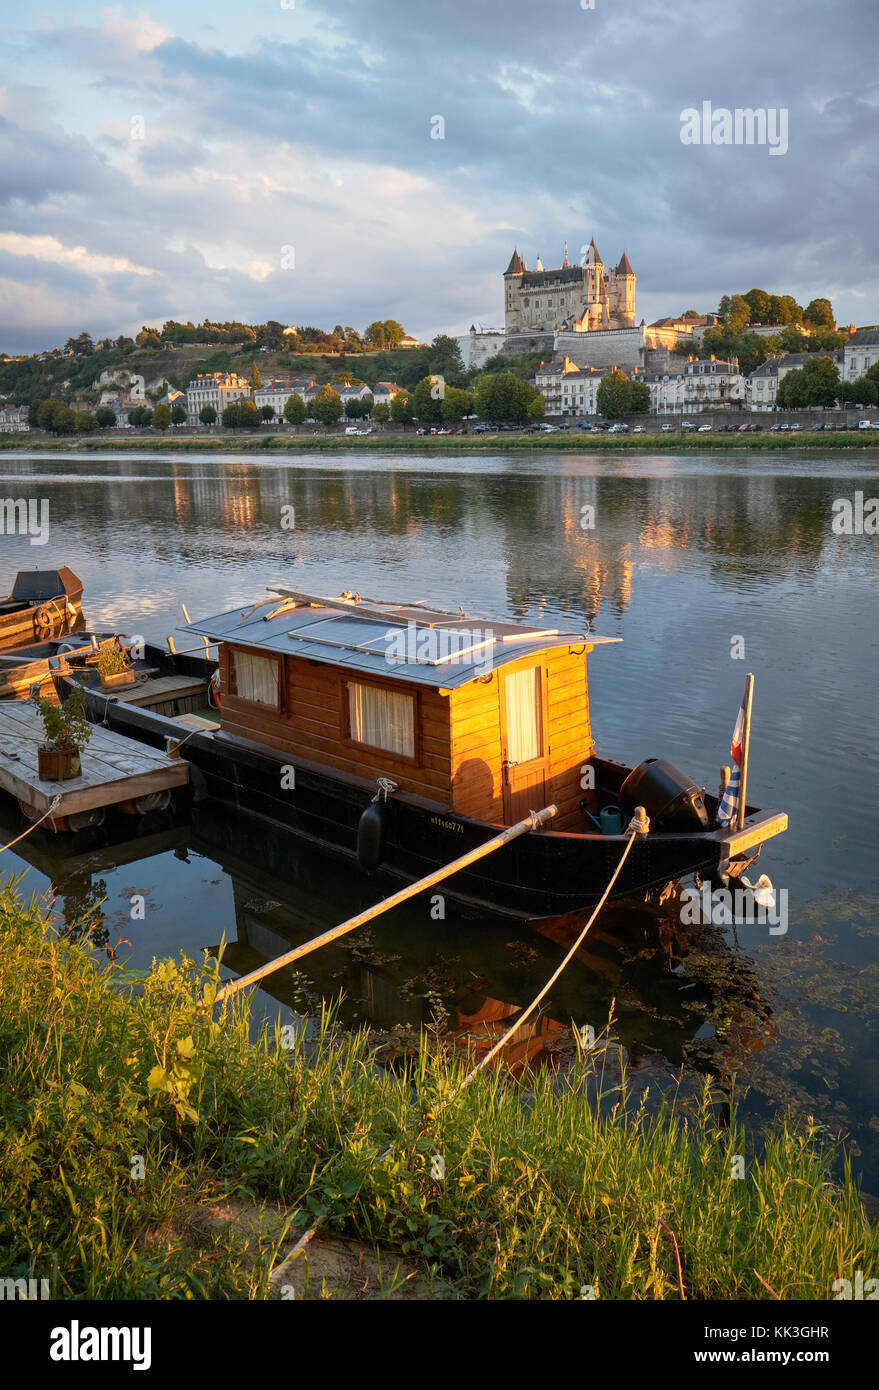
0 632 123 700
0 568 84 650
59 588 788 924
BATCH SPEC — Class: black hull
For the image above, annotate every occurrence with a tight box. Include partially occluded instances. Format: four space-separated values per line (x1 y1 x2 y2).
67 688 744 924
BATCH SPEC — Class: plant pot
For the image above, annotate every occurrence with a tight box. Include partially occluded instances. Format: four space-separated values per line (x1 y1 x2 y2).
99 670 137 689
38 743 79 782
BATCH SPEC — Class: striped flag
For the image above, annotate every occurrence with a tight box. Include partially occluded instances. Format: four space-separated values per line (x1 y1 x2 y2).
716 683 749 828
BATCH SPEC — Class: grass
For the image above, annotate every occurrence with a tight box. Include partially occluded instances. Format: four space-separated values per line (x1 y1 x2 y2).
2 428 879 454
0 875 876 1300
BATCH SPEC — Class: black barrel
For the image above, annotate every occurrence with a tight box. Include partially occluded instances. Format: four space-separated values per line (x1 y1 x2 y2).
619 758 709 832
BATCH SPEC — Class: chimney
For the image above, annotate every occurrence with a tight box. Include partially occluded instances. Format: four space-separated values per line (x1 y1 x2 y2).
710 354 715 362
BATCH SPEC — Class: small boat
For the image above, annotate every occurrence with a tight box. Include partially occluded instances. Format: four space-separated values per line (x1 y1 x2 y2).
0 568 84 650
58 588 788 923
0 632 123 700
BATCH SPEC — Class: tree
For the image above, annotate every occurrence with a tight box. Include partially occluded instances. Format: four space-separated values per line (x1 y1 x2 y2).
428 334 465 384
37 399 74 434
74 411 99 432
363 321 389 350
140 408 153 427
283 393 307 425
311 385 343 426
777 356 840 409
152 403 172 430
29 400 46 427
725 295 751 334
383 320 405 347
65 332 94 356
136 329 161 348
199 404 217 425
778 295 803 325
804 298 835 329
743 289 771 324
370 402 390 422
238 400 260 429
473 371 543 424
631 379 651 413
344 397 370 419
390 391 414 424
259 320 288 351
260 405 275 422
411 375 446 424
222 404 241 429
95 407 117 428
596 370 635 420
249 363 263 389
440 386 473 423
682 309 702 320
840 376 878 406
343 326 362 352
171 403 187 425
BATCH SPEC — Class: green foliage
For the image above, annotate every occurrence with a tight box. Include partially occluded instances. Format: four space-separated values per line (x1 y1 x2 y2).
199 404 217 425
473 371 543 424
221 404 241 429
839 376 878 406
249 363 263 389
283 393 307 425
311 385 343 426
370 401 390 422
73 412 99 433
151 403 171 430
238 400 260 429
804 298 835 329
411 376 446 423
0 879 876 1300
596 369 640 419
776 355 841 408
390 391 414 424
95 407 117 429
476 350 544 382
440 387 474 423
31 683 92 751
344 397 371 420
171 403 187 425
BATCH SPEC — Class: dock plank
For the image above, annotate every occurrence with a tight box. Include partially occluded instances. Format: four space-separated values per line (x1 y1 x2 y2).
0 703 189 819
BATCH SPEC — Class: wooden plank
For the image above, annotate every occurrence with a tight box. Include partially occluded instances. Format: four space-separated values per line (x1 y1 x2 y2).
123 676 207 707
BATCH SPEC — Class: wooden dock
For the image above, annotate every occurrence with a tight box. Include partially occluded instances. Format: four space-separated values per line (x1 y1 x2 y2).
0 702 189 830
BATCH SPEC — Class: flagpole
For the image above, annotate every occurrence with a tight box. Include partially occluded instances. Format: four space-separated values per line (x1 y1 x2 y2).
737 673 755 830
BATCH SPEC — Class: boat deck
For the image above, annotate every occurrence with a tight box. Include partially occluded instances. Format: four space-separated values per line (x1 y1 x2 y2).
0 701 189 825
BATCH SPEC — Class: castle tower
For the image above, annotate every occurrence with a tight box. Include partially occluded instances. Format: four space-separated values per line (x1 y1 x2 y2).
608 251 636 328
504 248 526 333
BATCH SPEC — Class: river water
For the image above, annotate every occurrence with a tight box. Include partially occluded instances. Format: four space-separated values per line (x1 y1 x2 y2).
1 449 878 1185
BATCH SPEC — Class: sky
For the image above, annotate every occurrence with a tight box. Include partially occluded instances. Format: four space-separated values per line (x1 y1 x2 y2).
0 0 877 354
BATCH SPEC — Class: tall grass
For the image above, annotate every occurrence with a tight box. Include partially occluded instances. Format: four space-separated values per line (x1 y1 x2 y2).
0 877 875 1299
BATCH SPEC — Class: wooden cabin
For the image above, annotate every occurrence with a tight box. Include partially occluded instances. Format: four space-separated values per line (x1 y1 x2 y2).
189 589 620 831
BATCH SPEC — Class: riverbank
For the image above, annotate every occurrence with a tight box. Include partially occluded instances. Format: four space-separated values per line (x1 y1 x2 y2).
1 877 875 1301
3 429 879 454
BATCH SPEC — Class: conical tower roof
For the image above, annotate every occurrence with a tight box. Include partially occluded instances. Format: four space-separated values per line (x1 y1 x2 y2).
616 250 634 275
589 237 603 266
505 248 526 275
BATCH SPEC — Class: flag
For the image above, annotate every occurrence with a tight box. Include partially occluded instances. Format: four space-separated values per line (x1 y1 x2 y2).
717 681 749 828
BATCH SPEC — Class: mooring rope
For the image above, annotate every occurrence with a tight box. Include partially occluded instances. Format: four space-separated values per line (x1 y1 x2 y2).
450 809 649 1097
1 795 63 853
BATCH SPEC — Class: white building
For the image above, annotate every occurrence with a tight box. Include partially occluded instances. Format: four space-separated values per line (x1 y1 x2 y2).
745 351 842 410
534 357 611 416
843 329 879 383
0 405 30 432
253 378 316 417
185 372 251 425
370 381 404 408
681 357 746 409
457 327 507 371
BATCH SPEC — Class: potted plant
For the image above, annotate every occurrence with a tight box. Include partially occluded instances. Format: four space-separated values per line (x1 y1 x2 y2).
32 683 92 781
96 645 137 689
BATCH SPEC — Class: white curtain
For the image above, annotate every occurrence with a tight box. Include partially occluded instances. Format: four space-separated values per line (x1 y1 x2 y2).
348 683 415 758
505 667 541 764
231 650 278 706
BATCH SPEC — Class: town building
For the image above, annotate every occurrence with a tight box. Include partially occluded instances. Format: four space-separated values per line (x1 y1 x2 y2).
843 329 879 383
505 241 636 336
457 327 507 371
253 378 317 416
370 382 404 408
185 372 251 425
0 405 30 432
533 358 612 416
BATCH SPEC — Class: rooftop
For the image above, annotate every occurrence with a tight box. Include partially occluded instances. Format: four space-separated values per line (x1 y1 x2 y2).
183 589 620 691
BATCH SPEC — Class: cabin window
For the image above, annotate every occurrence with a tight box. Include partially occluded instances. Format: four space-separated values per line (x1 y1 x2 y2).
505 667 543 763
229 649 280 707
347 682 415 759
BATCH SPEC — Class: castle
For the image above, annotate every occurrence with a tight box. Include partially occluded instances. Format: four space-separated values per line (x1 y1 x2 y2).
504 240 636 335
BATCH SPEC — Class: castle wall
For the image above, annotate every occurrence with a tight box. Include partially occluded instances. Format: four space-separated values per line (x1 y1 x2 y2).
552 327 647 371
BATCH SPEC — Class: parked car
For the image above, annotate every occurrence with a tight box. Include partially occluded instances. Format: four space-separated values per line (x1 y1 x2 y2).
632 425 643 433
681 420 696 431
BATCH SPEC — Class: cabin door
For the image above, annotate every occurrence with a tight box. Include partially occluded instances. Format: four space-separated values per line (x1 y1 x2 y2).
500 663 548 824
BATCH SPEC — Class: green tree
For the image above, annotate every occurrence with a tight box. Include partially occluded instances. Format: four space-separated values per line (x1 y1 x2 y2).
440 386 473 423
283 393 307 425
222 404 241 429
37 399 73 434
383 320 406 347
363 321 388 350
249 363 263 389
743 289 771 323
199 404 217 425
804 298 834 329
311 385 343 426
596 369 635 420
726 295 751 334
411 375 446 423
136 328 161 348
260 405 275 422
840 376 878 406
74 411 99 432
95 407 117 429
238 400 260 429
473 371 542 424
631 379 651 413
152 403 172 430
171 403 187 425
778 295 803 325
344 397 370 419
370 402 390 422
390 391 414 424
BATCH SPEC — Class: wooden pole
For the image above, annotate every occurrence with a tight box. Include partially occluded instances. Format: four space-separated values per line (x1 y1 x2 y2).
214 804 558 1003
737 673 755 831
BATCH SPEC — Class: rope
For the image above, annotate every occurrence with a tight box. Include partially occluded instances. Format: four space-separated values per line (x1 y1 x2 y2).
448 812 649 1098
1 795 63 852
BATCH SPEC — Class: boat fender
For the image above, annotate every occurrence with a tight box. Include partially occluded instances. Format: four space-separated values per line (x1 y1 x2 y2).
33 605 52 632
357 800 387 871
209 668 222 710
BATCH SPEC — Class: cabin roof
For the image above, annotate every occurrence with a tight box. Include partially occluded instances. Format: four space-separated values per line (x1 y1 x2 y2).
182 589 621 691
